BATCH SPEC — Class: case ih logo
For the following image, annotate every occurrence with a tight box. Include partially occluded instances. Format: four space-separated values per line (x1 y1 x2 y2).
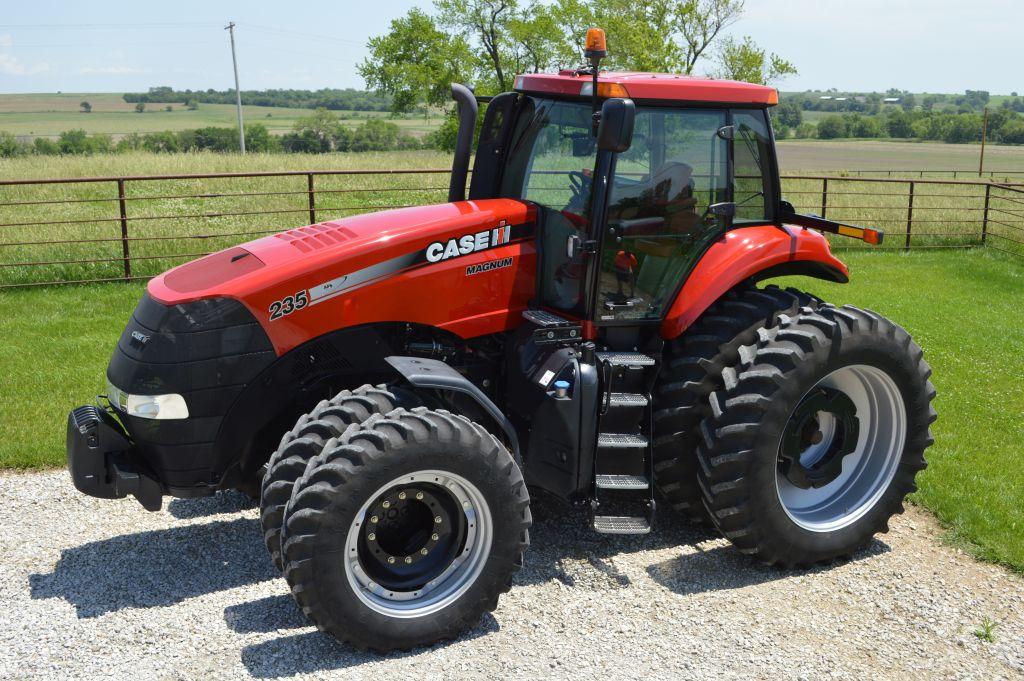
426 221 511 263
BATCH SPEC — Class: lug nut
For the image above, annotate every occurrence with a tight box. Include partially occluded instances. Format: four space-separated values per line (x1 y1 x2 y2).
431 533 439 541
367 533 376 541
434 516 442 524
398 491 407 500
404 556 413 564
416 492 424 500
370 515 379 523
387 556 396 564
421 548 429 555
382 501 391 509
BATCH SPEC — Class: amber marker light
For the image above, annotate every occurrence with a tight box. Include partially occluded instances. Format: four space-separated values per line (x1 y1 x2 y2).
584 27 607 59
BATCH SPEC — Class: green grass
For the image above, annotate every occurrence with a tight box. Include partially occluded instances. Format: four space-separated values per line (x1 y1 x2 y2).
1 249 1021 572
0 92 444 138
775 249 1024 573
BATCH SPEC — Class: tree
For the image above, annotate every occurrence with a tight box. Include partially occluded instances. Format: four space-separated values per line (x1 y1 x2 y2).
361 0 762 112
79 101 92 114
816 116 846 139
715 35 796 85
776 99 802 128
901 92 916 112
290 108 349 152
350 118 401 151
885 111 914 138
359 8 473 112
134 102 146 113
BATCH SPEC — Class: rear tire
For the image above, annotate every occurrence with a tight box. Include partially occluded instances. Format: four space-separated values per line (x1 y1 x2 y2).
260 384 407 571
697 305 936 567
653 284 821 522
280 408 530 652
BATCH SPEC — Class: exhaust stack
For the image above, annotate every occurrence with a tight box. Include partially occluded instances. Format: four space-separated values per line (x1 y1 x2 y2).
448 83 478 203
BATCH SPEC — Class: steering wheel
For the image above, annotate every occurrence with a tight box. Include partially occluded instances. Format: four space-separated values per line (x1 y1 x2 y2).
568 170 592 205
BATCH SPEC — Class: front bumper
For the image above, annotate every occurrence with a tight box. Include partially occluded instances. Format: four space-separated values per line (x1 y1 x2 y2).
66 404 163 511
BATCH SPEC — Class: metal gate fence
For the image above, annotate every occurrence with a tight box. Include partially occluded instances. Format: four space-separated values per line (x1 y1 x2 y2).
0 170 1021 288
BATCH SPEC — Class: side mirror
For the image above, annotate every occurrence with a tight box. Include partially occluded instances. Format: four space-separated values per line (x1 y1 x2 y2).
597 98 635 153
705 201 736 227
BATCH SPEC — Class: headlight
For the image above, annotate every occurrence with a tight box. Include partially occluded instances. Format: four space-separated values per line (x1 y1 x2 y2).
106 379 189 420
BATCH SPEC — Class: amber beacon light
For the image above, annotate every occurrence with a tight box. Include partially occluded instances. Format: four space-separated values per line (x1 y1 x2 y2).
584 27 607 60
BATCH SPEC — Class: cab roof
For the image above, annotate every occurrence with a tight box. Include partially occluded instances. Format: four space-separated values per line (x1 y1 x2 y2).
513 70 778 106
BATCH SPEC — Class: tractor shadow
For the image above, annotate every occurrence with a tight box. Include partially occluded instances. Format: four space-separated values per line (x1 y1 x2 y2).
238 615 499 677
520 494 891 594
28 512 276 618
166 489 256 519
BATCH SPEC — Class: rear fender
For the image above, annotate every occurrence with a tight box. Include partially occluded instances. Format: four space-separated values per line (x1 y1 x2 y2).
660 225 848 340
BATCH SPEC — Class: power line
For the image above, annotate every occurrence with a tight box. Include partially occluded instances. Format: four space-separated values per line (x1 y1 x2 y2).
0 22 221 29
240 23 364 48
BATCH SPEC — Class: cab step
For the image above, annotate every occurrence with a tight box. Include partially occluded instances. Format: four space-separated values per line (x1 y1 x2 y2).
595 474 649 490
608 392 649 407
592 515 651 535
597 433 647 448
596 352 656 367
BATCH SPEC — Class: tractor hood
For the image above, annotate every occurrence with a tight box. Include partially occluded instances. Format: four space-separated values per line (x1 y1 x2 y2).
147 199 537 354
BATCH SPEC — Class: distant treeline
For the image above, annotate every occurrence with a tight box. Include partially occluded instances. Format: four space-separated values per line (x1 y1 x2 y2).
0 120 442 158
783 89 1004 115
122 86 393 111
774 107 1024 145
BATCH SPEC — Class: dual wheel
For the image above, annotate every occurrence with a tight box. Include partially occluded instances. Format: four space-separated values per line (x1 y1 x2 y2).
654 287 936 566
260 396 530 652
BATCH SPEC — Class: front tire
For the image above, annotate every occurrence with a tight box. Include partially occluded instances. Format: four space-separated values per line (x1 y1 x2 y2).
280 408 531 652
697 305 936 567
260 385 407 571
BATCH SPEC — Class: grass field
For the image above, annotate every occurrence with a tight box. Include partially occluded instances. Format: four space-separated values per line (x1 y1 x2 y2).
777 139 1024 174
0 93 444 138
0 249 1021 572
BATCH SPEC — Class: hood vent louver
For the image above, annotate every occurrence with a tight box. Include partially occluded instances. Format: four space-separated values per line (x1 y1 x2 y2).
274 222 359 253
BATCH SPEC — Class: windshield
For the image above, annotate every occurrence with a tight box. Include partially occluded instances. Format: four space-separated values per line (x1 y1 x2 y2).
499 97 597 217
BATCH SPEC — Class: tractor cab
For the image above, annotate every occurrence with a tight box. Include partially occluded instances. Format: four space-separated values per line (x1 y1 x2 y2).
435 33 790 530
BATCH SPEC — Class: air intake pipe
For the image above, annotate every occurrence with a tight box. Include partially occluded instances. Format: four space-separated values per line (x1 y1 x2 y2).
448 83 478 203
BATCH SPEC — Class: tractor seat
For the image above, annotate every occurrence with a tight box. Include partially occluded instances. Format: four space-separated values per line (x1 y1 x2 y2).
608 161 700 235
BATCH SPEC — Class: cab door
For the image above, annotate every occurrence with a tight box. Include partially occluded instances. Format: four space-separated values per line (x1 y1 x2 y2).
593 107 731 324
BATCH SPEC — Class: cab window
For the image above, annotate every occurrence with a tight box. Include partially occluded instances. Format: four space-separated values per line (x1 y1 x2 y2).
597 107 729 322
732 109 775 224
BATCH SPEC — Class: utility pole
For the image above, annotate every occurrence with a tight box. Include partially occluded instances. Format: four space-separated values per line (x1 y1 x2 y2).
979 106 989 177
225 21 245 154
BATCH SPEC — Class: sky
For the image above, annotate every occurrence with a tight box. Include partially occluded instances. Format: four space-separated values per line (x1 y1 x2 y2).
0 0 1020 95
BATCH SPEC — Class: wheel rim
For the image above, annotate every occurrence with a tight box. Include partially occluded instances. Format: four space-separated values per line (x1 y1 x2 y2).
343 470 492 618
775 365 907 533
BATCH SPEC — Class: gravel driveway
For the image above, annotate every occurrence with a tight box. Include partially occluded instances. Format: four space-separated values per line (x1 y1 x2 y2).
2 470 1022 680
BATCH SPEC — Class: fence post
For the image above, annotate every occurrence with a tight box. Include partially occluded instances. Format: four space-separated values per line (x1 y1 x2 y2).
904 181 915 251
820 177 828 218
117 178 132 280
981 182 991 244
307 173 317 224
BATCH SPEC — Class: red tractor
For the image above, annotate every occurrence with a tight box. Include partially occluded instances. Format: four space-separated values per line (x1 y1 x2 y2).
67 30 935 652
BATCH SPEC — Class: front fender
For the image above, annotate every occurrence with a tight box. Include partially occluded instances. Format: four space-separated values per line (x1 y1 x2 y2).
660 225 848 340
